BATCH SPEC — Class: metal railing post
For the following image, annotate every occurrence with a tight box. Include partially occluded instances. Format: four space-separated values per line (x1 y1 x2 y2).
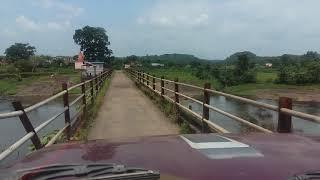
152 75 156 90
202 83 211 133
62 83 71 140
12 101 42 149
161 76 164 96
174 78 181 124
278 97 292 133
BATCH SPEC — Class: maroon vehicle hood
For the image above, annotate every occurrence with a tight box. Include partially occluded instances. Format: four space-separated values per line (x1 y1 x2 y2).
2 133 320 180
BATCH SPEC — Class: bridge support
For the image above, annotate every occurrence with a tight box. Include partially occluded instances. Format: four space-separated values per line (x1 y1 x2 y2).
62 83 71 140
12 101 43 150
174 78 181 124
202 83 211 133
278 97 292 133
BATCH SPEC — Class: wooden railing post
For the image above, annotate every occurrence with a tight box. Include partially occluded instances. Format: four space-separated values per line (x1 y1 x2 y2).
142 72 145 85
138 71 140 82
95 75 98 93
174 78 181 124
62 83 71 140
146 73 149 86
278 97 292 133
202 83 211 133
81 78 86 116
12 101 42 150
90 78 94 104
161 76 164 96
152 75 156 90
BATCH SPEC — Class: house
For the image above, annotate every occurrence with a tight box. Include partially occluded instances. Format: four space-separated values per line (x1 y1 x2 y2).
85 62 104 76
151 63 164 67
265 63 273 68
124 64 131 69
75 52 85 70
74 51 104 76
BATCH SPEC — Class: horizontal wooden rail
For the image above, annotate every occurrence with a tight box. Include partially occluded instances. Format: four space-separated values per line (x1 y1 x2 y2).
280 108 320 123
127 68 320 134
204 104 272 133
163 87 175 94
0 69 113 162
24 90 67 113
205 89 278 111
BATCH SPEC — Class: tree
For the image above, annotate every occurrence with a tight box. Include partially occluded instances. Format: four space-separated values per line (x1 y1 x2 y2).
235 54 250 76
5 43 36 62
73 26 112 63
304 51 319 59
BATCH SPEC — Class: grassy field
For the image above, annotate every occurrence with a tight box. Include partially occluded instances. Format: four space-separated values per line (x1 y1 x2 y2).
0 68 81 96
145 67 320 98
145 67 222 89
0 76 40 95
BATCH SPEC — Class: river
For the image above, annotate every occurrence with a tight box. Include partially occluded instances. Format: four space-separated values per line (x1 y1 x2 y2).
182 95 320 134
0 97 80 165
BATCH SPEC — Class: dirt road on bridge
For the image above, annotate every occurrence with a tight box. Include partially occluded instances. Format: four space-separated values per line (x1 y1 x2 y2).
88 71 179 140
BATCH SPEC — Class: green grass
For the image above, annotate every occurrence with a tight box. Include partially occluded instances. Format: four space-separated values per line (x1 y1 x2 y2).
146 67 222 89
256 72 277 83
0 76 40 95
224 83 320 97
143 67 320 98
0 71 81 96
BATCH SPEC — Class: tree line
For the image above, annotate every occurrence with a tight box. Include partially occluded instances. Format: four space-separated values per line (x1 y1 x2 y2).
1 25 113 75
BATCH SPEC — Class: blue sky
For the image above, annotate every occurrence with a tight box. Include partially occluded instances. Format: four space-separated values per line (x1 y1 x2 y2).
1 0 320 59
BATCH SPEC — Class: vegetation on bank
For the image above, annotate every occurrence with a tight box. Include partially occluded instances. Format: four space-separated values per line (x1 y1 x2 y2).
115 51 320 97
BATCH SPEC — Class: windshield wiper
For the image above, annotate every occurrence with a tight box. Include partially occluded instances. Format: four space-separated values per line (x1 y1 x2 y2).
288 170 320 180
11 163 160 180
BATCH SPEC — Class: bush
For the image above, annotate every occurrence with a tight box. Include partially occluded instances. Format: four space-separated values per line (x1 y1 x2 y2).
14 60 33 72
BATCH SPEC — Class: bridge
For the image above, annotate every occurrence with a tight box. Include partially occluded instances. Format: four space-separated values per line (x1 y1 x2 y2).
0 69 320 162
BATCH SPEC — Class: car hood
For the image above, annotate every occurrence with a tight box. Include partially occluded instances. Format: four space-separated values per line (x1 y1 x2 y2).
2 133 320 180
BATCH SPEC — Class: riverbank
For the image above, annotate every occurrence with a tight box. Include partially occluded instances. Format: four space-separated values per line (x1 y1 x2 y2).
224 83 320 102
146 68 320 102
0 72 81 104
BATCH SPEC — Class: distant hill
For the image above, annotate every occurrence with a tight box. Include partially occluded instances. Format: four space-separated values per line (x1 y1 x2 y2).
224 51 319 65
138 53 221 65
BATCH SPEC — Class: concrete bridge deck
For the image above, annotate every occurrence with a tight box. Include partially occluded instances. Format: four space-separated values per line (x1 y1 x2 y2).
88 71 178 140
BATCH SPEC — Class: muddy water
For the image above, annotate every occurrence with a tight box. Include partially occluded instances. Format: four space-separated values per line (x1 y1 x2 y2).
0 97 80 165
183 95 320 134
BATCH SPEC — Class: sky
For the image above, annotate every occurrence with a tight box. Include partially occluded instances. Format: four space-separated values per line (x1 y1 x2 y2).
1 0 320 60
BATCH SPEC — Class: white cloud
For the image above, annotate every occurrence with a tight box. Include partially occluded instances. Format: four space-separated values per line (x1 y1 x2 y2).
132 0 320 58
137 0 210 27
47 21 70 30
34 0 84 19
16 15 70 32
16 15 41 31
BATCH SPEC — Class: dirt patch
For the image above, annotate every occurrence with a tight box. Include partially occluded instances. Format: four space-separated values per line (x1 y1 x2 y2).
255 89 320 102
12 74 80 103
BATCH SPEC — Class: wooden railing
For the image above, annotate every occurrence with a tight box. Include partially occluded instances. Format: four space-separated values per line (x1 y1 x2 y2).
126 69 320 134
0 69 113 161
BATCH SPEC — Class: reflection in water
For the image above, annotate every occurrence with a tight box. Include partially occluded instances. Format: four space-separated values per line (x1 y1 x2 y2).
183 95 320 134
